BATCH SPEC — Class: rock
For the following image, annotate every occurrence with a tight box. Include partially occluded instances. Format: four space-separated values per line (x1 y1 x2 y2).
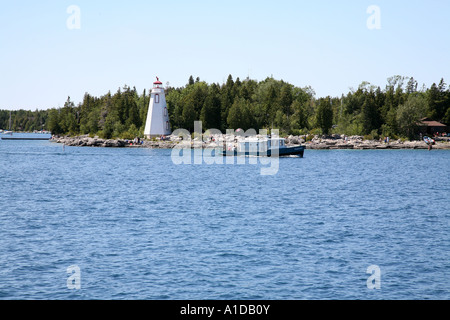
101 139 126 148
332 134 341 139
307 143 330 149
102 140 114 147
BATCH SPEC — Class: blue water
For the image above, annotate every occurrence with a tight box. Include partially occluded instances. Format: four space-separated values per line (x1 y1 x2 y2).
0 136 449 300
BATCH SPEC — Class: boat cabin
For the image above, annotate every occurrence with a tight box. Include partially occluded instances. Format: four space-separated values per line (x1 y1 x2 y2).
237 137 286 153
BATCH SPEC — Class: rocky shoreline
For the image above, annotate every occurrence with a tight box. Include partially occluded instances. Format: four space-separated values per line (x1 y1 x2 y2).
51 134 450 150
296 135 450 150
51 135 176 149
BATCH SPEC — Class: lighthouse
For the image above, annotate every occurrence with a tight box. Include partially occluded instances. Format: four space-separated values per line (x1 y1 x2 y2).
144 77 172 138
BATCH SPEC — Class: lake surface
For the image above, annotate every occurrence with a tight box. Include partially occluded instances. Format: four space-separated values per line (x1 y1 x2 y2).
0 135 449 300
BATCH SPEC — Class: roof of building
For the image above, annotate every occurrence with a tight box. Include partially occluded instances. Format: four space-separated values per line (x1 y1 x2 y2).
153 76 163 85
418 118 447 127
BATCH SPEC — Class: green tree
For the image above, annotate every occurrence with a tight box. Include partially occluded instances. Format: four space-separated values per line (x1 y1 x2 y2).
59 97 78 134
361 92 380 134
47 109 62 135
188 75 195 86
200 84 221 130
290 100 308 131
427 79 448 121
443 107 450 125
279 84 293 116
315 97 334 135
274 109 289 133
406 77 418 94
227 98 253 130
87 110 99 133
182 99 197 132
102 114 115 139
397 94 427 139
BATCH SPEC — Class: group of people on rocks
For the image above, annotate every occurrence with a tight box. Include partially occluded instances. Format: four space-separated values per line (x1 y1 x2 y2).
127 137 143 146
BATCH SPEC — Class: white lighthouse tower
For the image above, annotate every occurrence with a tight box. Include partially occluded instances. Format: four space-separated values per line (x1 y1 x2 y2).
144 77 171 138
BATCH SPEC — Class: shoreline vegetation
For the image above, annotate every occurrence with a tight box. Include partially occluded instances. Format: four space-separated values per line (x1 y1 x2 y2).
50 134 450 150
1 75 449 143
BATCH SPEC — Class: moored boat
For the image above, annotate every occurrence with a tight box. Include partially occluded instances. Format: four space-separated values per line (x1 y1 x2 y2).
223 136 305 158
424 136 435 145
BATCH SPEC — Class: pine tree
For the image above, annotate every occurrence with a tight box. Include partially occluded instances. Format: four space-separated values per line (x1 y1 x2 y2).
227 99 243 129
315 97 333 135
406 77 418 94
427 83 440 119
188 75 195 86
361 92 380 134
182 98 197 132
47 109 62 135
279 85 293 116
200 85 221 130
290 100 308 130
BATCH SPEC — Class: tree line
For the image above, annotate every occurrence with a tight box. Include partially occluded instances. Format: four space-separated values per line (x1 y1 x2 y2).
1 75 449 140
0 109 48 132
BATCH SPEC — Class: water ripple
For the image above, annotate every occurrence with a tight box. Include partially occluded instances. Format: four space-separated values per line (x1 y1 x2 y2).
0 141 449 300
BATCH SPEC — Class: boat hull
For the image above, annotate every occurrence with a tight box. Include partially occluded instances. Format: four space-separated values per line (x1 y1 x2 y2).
1 137 50 141
223 146 305 158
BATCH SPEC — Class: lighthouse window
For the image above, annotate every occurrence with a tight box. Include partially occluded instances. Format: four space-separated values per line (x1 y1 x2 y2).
166 121 169 130
164 107 168 116
155 94 160 104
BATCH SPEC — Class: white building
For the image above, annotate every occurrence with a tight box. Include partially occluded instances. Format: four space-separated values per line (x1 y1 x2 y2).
144 77 172 138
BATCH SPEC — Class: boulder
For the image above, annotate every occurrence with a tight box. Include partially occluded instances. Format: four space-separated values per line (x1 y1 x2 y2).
331 134 341 140
102 139 125 148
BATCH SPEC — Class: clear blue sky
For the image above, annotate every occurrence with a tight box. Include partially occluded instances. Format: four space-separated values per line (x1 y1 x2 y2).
1 0 449 110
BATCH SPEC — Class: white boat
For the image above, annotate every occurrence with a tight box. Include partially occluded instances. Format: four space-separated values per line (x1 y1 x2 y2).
423 136 435 145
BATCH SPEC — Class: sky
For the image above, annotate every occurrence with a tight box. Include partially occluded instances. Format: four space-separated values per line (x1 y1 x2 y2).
0 0 449 110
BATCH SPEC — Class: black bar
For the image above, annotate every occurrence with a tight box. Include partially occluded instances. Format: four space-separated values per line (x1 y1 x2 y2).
0 300 443 318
